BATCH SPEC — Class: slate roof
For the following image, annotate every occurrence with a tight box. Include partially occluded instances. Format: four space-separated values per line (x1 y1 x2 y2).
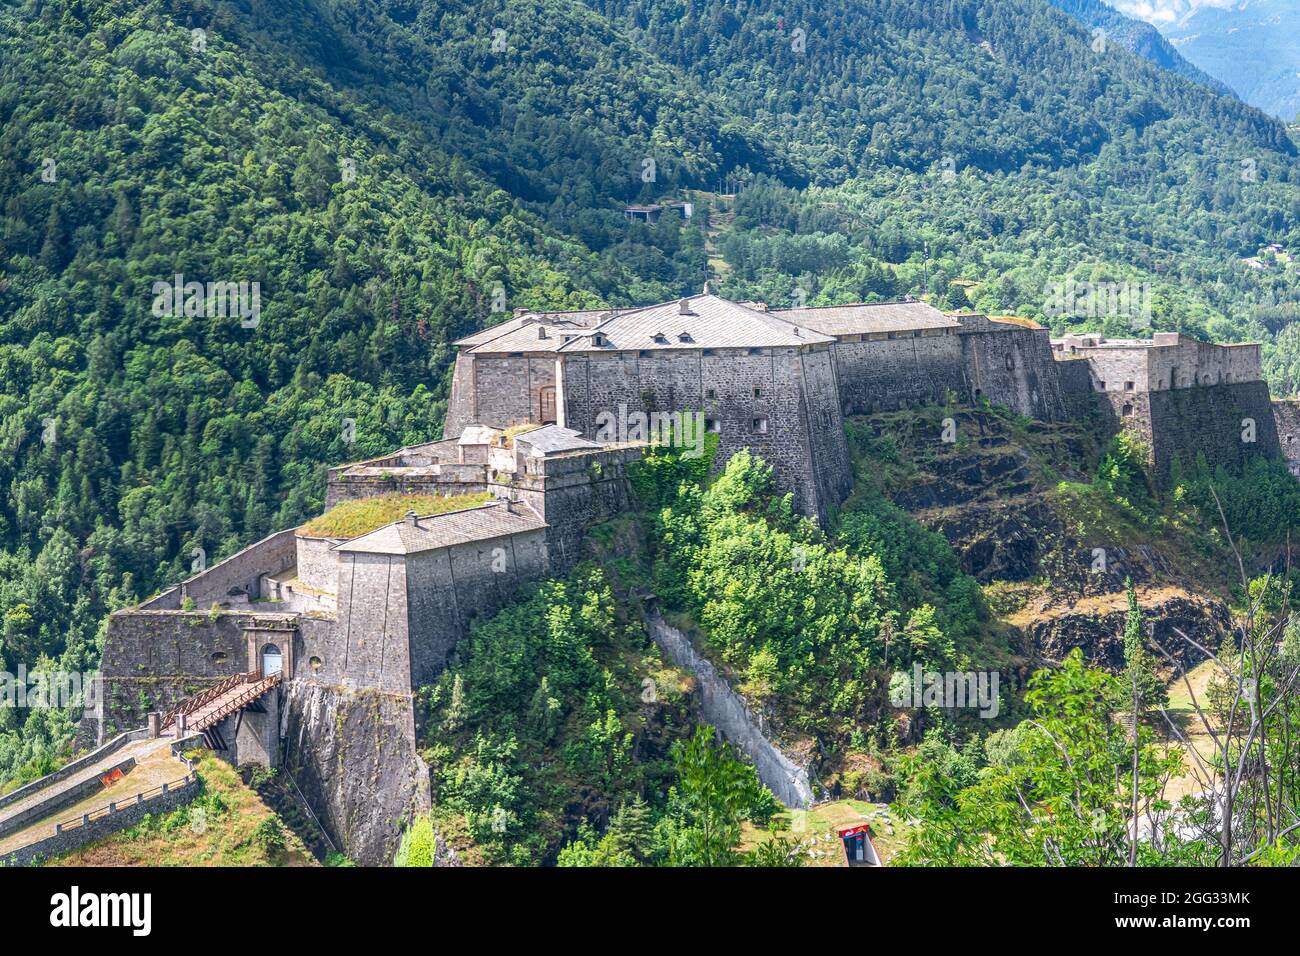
554 294 833 352
332 500 546 556
455 311 608 350
768 301 959 337
514 425 603 456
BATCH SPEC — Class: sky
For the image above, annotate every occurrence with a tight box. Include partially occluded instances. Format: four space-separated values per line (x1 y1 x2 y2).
1109 0 1246 26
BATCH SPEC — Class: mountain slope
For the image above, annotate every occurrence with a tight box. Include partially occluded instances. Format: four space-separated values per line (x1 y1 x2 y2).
1047 0 1229 92
1158 0 1300 121
2 0 1300 792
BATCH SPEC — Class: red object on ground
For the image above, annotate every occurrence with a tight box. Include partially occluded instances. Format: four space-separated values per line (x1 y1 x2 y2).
100 768 125 786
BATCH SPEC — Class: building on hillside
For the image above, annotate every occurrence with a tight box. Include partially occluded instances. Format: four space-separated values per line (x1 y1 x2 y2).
1052 332 1281 484
445 292 1079 516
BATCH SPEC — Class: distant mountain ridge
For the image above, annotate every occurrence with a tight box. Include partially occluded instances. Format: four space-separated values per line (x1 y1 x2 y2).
1156 0 1300 121
1047 0 1231 92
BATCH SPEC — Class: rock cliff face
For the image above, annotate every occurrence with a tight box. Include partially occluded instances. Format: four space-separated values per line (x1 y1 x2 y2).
1009 589 1231 673
852 407 1239 674
281 682 430 866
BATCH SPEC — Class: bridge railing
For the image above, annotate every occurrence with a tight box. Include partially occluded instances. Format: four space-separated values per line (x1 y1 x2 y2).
161 671 250 730
190 673 282 731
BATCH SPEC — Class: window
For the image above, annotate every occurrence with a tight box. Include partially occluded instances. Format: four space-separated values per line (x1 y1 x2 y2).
751 416 768 434
310 656 322 670
748 347 763 355
1121 403 1133 417
705 388 716 399
704 418 721 433
702 349 715 357
753 386 762 398
1124 381 1134 391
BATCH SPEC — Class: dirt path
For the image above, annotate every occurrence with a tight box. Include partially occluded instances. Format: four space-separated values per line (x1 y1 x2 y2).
0 737 183 856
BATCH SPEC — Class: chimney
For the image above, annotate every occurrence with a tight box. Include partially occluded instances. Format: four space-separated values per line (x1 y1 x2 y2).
538 326 548 339
678 298 693 315
502 497 514 514
404 510 418 526
513 307 528 317
702 280 711 295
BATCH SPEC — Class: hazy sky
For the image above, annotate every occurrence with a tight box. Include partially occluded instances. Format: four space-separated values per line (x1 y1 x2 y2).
1109 0 1245 26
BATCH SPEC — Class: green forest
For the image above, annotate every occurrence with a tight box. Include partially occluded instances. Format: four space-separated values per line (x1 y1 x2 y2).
1 0 1300 865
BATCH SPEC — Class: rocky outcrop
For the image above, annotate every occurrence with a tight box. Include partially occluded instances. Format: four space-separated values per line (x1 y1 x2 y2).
1013 588 1231 674
281 682 430 866
646 614 813 808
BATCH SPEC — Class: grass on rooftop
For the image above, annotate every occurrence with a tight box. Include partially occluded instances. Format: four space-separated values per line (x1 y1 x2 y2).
298 492 494 539
502 422 543 441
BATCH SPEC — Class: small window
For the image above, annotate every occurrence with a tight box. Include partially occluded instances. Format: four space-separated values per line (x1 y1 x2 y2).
751 416 768 434
1005 353 1014 371
748 347 763 356
706 388 716 400
310 656 322 670
653 332 667 344
1121 403 1133 417
592 334 604 346
1099 381 1106 390
677 332 693 343
211 652 227 664
705 418 721 433
702 349 715 357
753 387 762 398
1124 381 1134 391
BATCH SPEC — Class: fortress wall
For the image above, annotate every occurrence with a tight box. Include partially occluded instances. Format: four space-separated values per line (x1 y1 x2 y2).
1070 347 1146 392
1055 357 1097 418
334 553 412 694
1147 340 1261 389
563 348 823 514
831 331 965 413
405 527 550 688
499 447 643 571
468 355 555 429
1273 400 1300 475
295 536 341 593
796 346 854 518
1097 391 1154 451
1136 381 1280 487
444 353 477 439
294 616 346 685
140 529 297 609
960 324 1067 420
325 474 485 509
93 611 255 738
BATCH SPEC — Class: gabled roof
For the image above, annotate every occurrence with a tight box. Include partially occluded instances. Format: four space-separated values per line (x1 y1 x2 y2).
455 311 608 351
332 500 546 556
458 424 503 446
514 425 603 456
554 294 833 352
768 301 958 337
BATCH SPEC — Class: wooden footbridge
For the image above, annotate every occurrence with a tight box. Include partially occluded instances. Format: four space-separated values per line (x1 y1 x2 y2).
161 671 282 747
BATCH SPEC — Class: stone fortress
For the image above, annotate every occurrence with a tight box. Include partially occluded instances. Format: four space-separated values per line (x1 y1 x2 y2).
85 291 1294 863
